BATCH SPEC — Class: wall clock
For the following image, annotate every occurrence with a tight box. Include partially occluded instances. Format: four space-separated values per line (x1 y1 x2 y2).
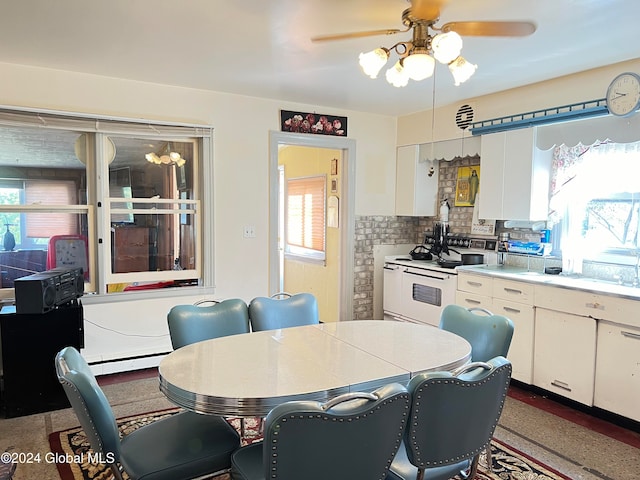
606 72 640 117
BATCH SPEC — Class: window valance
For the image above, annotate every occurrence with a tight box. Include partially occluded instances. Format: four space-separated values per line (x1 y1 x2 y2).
537 113 640 150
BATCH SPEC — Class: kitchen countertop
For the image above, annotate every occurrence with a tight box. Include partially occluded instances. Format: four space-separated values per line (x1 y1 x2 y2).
457 264 640 301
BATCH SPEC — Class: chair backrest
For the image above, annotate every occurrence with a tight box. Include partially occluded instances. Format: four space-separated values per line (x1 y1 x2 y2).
439 304 514 362
403 356 512 471
248 292 319 332
55 346 122 463
167 298 250 349
262 383 410 480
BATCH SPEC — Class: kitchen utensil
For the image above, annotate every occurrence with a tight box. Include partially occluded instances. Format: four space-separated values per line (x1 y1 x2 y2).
461 253 484 265
409 245 433 261
437 258 462 269
544 266 562 275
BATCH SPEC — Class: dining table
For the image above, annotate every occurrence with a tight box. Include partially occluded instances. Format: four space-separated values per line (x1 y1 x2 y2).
158 320 471 417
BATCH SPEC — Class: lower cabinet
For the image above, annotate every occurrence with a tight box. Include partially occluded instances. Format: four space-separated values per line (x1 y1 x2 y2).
492 298 535 384
594 321 640 422
533 307 597 406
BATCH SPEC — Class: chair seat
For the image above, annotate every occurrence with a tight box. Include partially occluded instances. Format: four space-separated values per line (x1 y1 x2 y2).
120 411 240 480
387 441 472 480
230 442 264 480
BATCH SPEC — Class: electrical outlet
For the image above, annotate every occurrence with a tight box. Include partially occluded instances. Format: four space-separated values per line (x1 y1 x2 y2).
243 225 256 238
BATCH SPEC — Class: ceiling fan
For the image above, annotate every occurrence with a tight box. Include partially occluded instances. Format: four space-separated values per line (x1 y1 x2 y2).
311 0 536 87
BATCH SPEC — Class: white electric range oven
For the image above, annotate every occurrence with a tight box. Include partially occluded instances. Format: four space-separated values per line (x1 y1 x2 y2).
383 235 497 327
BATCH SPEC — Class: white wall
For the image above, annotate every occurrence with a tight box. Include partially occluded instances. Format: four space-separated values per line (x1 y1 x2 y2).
397 58 640 146
0 62 398 367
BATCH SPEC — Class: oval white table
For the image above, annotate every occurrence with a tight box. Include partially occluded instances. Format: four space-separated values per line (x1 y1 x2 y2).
159 320 471 417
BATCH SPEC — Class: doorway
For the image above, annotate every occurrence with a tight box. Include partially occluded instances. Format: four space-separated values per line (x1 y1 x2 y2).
269 131 356 322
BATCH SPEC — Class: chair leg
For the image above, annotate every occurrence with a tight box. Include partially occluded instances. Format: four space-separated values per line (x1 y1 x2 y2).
485 444 493 472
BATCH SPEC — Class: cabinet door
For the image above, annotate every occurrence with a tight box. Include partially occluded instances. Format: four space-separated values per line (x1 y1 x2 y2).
594 321 640 422
502 128 536 220
395 145 437 216
383 264 403 316
478 132 505 219
533 307 596 405
493 299 534 384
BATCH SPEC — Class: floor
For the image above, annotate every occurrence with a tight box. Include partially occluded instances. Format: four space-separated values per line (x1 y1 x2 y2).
1 369 639 480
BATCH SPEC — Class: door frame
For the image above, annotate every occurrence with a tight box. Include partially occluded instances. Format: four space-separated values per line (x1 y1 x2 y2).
269 131 356 321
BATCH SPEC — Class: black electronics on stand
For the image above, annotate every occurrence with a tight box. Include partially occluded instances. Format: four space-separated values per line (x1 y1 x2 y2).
14 267 84 314
0 300 85 417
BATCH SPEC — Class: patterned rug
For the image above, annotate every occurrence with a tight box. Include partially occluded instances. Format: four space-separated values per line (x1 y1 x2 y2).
49 408 570 480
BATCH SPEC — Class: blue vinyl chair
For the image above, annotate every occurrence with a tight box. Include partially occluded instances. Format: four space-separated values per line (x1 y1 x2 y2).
388 357 513 480
248 292 319 332
439 304 514 362
167 298 250 350
55 346 241 480
230 383 410 480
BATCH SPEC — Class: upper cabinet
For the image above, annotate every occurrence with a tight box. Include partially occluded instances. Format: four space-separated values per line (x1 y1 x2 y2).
395 145 439 216
479 128 552 221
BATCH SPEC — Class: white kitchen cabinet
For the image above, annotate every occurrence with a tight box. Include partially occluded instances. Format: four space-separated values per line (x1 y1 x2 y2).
456 274 535 384
395 145 438 216
383 263 403 318
478 128 552 221
533 307 596 405
493 278 535 384
594 321 640 422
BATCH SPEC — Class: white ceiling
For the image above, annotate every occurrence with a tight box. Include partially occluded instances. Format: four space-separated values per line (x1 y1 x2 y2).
0 0 638 117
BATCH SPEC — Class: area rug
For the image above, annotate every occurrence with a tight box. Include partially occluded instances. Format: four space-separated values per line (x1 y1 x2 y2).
49 408 570 480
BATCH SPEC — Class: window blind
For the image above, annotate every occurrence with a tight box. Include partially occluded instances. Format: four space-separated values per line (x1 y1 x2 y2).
25 180 77 237
287 176 326 252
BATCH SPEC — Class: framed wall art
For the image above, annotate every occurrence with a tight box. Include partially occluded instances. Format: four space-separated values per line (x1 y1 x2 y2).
455 165 480 207
280 110 347 136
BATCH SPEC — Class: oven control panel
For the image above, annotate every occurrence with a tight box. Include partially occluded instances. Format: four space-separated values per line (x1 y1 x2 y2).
423 233 497 251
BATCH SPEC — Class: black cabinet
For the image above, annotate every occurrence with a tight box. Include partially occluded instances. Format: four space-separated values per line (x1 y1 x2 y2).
0 301 84 418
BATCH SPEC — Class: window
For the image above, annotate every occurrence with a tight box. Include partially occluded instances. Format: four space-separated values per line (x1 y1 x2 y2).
0 108 211 295
549 140 640 266
285 175 326 261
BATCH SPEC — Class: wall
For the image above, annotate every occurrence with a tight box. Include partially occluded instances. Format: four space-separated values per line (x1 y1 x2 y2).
0 61 397 367
279 145 340 322
397 59 640 146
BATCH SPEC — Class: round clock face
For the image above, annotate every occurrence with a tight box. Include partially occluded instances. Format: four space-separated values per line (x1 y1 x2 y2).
606 72 640 117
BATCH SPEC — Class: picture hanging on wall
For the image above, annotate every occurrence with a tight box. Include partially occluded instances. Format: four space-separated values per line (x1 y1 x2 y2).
280 110 347 136
455 165 480 207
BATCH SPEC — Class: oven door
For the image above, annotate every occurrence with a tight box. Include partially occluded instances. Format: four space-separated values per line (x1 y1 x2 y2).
401 266 456 326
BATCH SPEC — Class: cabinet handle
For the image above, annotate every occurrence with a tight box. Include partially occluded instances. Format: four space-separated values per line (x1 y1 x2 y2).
621 331 640 340
503 287 523 295
502 306 521 314
585 302 604 310
463 298 482 305
467 281 483 287
550 380 572 392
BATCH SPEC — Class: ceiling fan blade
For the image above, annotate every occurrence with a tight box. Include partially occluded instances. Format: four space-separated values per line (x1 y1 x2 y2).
410 0 448 21
311 28 403 43
441 21 536 37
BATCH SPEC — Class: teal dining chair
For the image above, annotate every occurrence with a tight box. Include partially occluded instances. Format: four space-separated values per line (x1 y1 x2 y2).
439 304 514 362
167 298 250 349
248 292 319 331
439 304 514 469
230 383 410 480
55 346 240 480
388 356 513 480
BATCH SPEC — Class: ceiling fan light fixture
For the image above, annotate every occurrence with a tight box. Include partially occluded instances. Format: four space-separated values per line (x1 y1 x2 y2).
146 152 161 164
449 55 477 86
402 49 435 81
432 31 463 64
385 60 409 87
358 48 389 78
